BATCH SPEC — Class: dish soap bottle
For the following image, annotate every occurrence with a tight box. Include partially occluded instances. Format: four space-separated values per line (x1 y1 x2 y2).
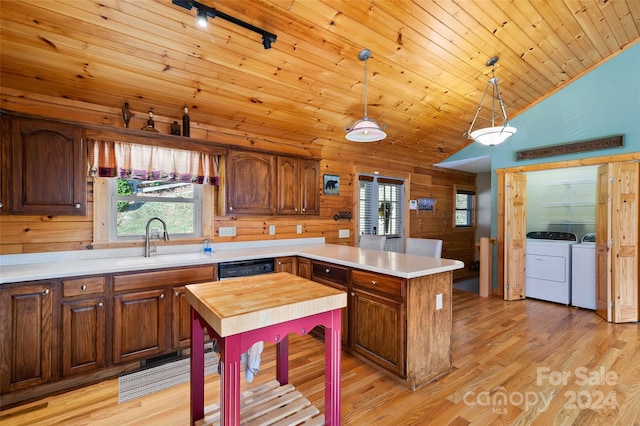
182 106 190 137
203 237 212 254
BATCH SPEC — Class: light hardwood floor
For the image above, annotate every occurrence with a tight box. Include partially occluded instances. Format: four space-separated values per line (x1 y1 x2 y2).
2 290 639 425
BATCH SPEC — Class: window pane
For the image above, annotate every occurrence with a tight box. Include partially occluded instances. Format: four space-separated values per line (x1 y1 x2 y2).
116 201 195 236
115 178 197 238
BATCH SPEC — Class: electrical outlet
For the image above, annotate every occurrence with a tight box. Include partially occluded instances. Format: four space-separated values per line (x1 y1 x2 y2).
219 226 236 237
269 224 276 235
339 229 350 238
296 224 302 234
436 293 443 310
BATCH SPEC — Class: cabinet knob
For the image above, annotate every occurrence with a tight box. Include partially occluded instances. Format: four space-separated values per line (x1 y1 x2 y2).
371 280 377 286
175 292 180 297
295 208 298 212
229 206 234 211
74 203 81 209
43 288 50 295
159 294 165 299
81 284 87 290
98 302 104 307
302 208 306 212
351 292 355 296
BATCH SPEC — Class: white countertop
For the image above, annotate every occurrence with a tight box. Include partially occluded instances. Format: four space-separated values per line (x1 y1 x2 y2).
0 238 464 284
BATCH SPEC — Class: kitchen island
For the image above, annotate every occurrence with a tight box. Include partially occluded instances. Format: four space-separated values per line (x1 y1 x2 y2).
0 239 463 404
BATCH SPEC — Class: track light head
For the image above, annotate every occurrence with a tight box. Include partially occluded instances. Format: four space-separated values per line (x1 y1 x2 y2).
196 8 208 28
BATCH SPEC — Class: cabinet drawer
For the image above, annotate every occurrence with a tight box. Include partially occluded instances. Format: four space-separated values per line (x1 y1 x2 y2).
62 277 105 297
352 269 404 298
311 261 349 286
113 265 216 292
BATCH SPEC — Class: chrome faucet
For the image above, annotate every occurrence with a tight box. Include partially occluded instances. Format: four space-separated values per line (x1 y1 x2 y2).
144 217 169 257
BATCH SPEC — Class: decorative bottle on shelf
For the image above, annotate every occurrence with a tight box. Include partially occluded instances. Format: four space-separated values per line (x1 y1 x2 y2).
170 121 181 135
143 110 159 132
121 102 131 128
182 106 190 137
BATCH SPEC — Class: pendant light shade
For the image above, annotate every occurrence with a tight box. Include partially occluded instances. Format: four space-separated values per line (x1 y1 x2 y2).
345 49 387 142
466 57 517 146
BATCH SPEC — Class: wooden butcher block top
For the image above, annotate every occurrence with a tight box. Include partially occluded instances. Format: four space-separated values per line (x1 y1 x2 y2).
185 272 347 337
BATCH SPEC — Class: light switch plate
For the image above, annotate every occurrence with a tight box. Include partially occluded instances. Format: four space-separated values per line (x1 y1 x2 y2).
269 224 276 235
339 229 350 238
436 293 443 310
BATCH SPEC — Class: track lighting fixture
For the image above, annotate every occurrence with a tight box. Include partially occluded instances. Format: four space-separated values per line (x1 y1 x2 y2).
196 8 208 28
172 0 277 50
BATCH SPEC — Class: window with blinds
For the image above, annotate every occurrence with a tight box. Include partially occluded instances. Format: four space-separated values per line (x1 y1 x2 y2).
358 175 405 237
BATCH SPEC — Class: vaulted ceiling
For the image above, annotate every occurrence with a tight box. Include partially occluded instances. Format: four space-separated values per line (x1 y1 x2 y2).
1 0 638 166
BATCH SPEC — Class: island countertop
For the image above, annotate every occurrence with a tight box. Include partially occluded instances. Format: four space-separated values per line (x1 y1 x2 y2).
0 239 463 284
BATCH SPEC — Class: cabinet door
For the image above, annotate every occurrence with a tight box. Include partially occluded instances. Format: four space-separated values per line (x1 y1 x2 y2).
275 256 296 274
10 118 86 215
0 282 54 393
61 298 106 376
300 159 319 215
276 157 300 215
113 289 168 364
297 257 311 279
172 286 192 349
351 289 404 377
226 150 275 215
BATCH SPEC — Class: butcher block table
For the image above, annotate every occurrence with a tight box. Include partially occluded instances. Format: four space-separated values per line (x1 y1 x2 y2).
185 272 347 426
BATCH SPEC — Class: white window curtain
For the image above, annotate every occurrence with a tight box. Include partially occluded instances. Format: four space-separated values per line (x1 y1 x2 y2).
87 139 219 185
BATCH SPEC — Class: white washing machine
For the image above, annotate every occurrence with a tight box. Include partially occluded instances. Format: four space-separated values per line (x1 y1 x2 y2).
526 232 577 305
571 233 596 310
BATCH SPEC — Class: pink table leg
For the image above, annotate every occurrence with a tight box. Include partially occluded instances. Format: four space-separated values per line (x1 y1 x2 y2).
219 334 242 426
190 308 205 425
325 309 342 425
275 335 289 385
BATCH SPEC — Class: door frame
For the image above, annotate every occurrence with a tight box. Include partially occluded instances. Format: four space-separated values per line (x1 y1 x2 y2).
496 152 640 297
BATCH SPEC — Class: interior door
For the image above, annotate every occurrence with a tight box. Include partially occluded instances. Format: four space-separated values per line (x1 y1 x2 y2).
504 172 527 300
596 162 639 323
595 164 612 321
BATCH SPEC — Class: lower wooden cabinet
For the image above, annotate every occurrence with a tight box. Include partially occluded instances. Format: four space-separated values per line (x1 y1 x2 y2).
113 288 168 364
275 256 296 274
61 297 106 376
350 289 404 376
311 260 349 346
172 285 192 349
297 257 311 279
0 281 55 393
112 265 216 364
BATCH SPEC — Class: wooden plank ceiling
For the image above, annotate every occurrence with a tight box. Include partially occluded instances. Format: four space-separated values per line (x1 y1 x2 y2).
1 0 638 166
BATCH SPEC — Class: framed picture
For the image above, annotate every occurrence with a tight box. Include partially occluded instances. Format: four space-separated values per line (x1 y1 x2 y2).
418 197 436 211
323 174 340 195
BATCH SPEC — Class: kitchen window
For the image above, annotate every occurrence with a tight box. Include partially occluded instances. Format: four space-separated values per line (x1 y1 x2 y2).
109 178 202 240
359 175 405 238
455 187 476 228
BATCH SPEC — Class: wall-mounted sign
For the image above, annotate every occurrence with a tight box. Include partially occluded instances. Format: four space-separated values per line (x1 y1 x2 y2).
516 135 623 161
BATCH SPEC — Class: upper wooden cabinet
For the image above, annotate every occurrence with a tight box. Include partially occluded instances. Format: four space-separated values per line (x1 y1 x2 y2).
226 150 276 215
8 117 86 215
226 150 319 216
277 157 320 215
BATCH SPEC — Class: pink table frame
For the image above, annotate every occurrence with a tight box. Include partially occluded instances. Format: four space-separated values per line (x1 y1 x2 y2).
189 307 342 426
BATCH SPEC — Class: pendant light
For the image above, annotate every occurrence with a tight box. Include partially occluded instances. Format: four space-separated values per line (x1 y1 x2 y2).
344 49 387 142
465 56 517 146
